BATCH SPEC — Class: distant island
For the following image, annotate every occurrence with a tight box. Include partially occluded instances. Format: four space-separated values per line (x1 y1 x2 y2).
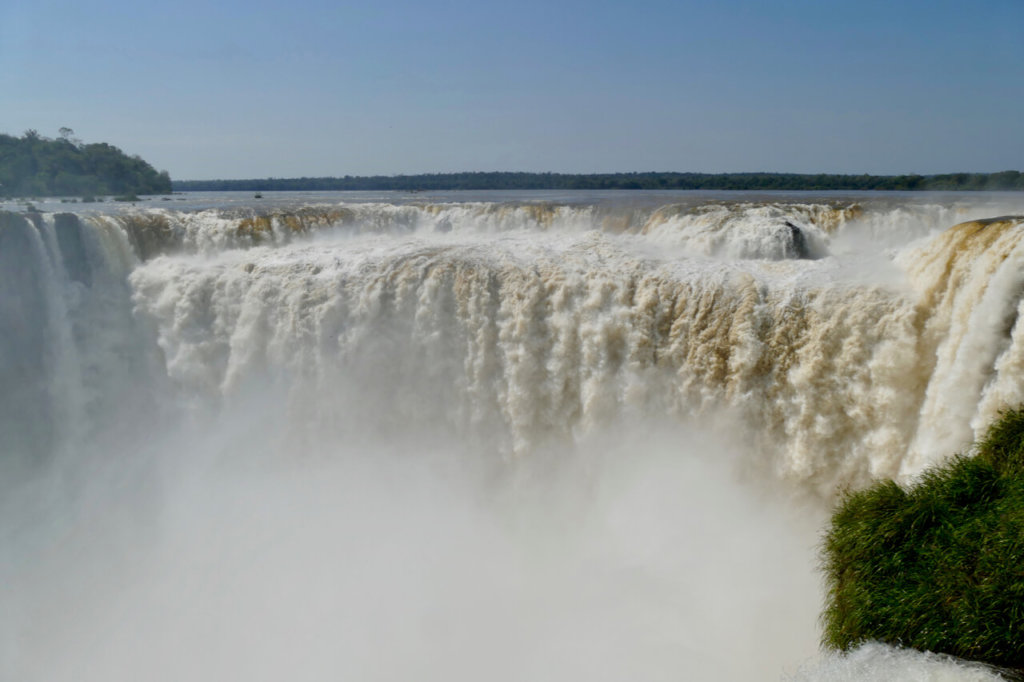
175 170 1024 193
0 129 172 198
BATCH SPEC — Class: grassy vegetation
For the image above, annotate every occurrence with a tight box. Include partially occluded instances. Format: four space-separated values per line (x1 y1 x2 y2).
822 406 1024 669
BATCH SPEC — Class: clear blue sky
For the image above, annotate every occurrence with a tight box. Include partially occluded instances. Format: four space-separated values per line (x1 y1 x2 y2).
2 0 1022 180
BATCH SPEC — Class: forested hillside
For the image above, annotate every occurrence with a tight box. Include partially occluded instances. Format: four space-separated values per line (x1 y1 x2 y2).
0 129 171 197
176 170 1024 193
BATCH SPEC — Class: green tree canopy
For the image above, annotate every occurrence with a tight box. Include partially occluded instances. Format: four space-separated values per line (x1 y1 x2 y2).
174 170 1024 193
0 130 171 197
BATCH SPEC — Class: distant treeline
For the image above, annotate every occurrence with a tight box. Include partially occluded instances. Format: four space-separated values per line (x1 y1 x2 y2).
175 170 1024 193
0 129 172 198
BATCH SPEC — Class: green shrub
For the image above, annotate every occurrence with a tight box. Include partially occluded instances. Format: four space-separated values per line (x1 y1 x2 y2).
822 406 1024 669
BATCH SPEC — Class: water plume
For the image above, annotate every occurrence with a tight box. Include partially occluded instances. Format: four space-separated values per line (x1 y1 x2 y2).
4 192 1024 680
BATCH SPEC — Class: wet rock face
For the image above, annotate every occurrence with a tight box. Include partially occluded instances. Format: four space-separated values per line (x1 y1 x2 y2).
784 221 811 259
118 213 183 260
53 213 91 286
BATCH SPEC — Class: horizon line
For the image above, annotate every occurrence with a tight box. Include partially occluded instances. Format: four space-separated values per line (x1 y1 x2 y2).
173 169 1024 183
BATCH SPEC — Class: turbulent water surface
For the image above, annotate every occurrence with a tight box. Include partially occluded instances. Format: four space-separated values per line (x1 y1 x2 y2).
3 190 1024 681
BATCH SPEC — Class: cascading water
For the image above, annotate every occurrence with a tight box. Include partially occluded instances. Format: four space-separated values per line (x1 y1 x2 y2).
3 191 1024 681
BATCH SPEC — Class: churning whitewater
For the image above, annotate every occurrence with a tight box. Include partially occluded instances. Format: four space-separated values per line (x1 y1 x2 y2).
3 191 1024 681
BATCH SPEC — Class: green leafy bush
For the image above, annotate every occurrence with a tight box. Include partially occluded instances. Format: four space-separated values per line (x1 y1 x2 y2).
822 406 1024 668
